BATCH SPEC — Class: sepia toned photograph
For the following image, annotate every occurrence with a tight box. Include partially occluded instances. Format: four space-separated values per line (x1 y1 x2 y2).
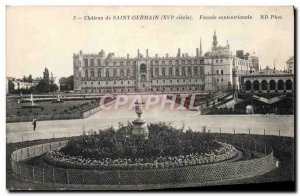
6 6 295 191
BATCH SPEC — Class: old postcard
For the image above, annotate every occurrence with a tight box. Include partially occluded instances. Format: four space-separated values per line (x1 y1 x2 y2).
6 6 295 191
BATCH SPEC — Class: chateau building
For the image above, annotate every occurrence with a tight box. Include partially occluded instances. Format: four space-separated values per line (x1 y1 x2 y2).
286 56 294 74
73 31 260 94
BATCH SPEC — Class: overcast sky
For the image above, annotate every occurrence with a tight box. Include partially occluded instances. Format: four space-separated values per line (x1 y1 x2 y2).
7 6 294 79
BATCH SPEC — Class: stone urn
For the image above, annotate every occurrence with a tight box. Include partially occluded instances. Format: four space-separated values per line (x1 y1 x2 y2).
132 101 149 139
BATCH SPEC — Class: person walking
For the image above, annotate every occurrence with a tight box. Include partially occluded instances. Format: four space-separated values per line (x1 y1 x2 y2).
32 117 37 131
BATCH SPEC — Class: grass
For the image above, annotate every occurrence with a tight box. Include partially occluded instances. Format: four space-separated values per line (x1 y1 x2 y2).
6 100 92 117
6 134 295 191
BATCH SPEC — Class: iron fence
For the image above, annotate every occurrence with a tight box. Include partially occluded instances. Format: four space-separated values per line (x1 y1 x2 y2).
10 138 276 186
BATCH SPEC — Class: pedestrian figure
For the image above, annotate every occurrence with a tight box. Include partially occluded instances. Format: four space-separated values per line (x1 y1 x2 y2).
33 117 37 131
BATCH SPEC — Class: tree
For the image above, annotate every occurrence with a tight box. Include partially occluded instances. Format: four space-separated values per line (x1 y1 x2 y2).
22 75 27 82
8 80 15 94
50 83 59 92
59 75 74 91
43 68 50 82
36 78 50 93
28 74 33 83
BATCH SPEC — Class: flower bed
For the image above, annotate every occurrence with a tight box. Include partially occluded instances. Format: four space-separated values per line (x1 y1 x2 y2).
45 142 237 170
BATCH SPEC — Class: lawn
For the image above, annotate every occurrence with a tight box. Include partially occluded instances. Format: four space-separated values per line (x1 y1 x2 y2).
6 100 92 117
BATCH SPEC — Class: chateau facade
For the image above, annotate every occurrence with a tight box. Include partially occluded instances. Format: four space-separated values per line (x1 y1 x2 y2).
73 31 259 94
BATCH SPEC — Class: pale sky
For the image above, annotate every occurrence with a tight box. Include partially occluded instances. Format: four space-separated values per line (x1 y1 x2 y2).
6 6 294 79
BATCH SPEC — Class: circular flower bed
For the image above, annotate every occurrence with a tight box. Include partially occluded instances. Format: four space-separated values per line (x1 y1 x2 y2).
45 123 238 170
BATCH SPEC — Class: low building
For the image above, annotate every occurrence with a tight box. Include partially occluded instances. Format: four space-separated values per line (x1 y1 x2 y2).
12 80 35 90
240 66 294 94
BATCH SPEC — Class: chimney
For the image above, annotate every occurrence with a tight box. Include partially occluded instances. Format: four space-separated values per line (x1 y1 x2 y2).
166 53 169 58
137 49 140 57
196 48 199 57
146 49 149 58
155 54 158 58
186 53 188 57
127 54 129 59
178 48 181 57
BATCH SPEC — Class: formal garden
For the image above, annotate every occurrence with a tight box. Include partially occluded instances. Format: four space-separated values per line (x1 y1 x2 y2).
44 123 238 170
6 98 114 123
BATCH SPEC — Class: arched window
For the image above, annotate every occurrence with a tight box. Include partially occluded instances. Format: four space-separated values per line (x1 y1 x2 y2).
278 80 284 90
253 80 259 91
286 79 293 90
84 59 88 67
140 64 147 73
169 67 173 76
162 67 165 76
155 61 159 66
113 62 117 66
176 68 179 76
194 67 198 76
270 80 276 90
155 67 159 76
169 60 173 65
188 67 192 75
126 69 130 77
85 70 89 78
245 81 252 91
97 59 101 66
182 67 186 76
120 62 124 66
216 70 219 75
150 67 153 78
113 69 117 77
221 70 223 75
105 69 109 78
90 59 94 66
261 80 267 90
176 60 179 65
90 70 95 77
120 69 124 77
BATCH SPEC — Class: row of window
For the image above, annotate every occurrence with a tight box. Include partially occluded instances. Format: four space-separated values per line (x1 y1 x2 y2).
84 86 204 93
83 66 203 78
150 59 204 66
245 79 293 91
84 78 201 86
216 70 224 75
150 66 202 77
214 59 224 64
80 59 137 67
79 59 205 67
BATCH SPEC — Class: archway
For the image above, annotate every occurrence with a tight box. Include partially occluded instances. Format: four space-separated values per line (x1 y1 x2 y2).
253 80 259 91
261 80 267 90
270 80 276 90
286 79 293 90
278 80 284 90
245 81 252 91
